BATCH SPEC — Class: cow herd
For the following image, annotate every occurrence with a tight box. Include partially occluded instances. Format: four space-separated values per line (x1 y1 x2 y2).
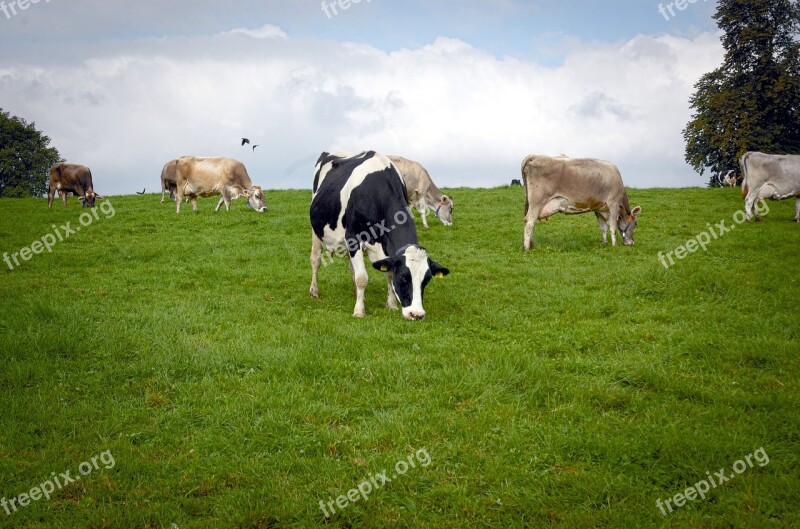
45 150 799 320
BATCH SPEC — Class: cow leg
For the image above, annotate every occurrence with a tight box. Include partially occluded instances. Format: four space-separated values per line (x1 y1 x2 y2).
595 212 609 244
348 258 357 296
215 190 231 212
523 207 542 251
744 191 759 221
609 215 619 246
420 204 429 229
350 251 369 318
161 183 166 203
795 197 800 222
385 271 398 310
309 234 323 298
61 191 68 208
190 196 198 211
47 188 55 208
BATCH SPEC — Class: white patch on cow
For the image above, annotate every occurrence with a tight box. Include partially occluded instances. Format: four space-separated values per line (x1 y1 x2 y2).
539 197 600 218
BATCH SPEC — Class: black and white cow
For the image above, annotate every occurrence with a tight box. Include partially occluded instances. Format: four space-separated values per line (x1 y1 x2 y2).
309 151 450 320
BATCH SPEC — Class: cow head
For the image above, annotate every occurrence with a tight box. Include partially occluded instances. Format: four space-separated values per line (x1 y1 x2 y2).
245 186 267 213
435 195 454 226
618 206 642 246
372 245 449 321
81 191 99 208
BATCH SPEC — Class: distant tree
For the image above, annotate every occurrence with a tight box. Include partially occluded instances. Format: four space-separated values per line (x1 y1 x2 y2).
683 0 800 187
0 109 62 198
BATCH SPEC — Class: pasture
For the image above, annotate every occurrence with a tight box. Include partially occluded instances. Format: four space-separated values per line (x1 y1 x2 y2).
0 186 798 528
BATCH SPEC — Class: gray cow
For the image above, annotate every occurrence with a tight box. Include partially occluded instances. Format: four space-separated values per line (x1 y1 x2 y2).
388 156 453 228
740 152 800 222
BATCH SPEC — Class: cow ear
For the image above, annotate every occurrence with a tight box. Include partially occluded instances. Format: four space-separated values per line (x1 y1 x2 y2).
631 206 642 218
429 259 450 278
373 258 393 273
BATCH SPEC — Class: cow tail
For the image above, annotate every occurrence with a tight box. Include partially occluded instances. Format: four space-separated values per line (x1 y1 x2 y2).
739 152 750 198
521 155 535 218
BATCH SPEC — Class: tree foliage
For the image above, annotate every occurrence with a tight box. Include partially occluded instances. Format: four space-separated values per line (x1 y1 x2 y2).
0 109 62 198
683 0 800 187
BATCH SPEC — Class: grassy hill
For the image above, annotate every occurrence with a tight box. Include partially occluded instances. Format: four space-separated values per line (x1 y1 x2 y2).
0 187 798 528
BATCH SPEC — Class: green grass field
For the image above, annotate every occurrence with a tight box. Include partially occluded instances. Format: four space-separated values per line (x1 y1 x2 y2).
0 186 798 528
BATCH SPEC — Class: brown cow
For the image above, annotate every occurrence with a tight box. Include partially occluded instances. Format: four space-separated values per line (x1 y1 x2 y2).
160 159 178 203
48 163 100 208
522 155 641 249
174 156 267 213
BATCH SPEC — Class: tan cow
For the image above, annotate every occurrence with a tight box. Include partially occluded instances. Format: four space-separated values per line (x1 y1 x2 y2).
48 163 101 208
522 155 641 249
388 156 453 227
160 159 178 203
174 156 267 213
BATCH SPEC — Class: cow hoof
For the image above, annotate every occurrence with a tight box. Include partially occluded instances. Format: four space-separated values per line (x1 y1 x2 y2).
309 287 319 298
353 311 365 318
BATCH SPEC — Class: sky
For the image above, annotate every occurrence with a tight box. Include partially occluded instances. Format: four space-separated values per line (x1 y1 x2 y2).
0 0 724 195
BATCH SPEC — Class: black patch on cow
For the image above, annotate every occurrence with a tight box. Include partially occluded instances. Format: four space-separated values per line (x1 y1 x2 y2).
310 151 419 258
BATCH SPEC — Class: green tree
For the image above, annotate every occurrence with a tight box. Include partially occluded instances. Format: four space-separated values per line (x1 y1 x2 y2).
683 0 800 187
0 109 62 198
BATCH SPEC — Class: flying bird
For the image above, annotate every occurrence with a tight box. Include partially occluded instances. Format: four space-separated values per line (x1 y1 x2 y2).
137 188 146 195
241 138 250 146
252 145 259 151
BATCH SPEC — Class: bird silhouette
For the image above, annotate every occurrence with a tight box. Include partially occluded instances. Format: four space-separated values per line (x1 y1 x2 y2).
241 138 250 146
137 188 146 195
252 145 259 151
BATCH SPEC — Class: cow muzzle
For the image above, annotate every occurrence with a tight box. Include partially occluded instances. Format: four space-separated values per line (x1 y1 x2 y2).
403 309 426 321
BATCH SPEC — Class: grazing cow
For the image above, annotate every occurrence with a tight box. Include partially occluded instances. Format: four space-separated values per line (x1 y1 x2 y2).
388 156 453 228
48 163 100 208
309 151 450 320
721 170 737 187
174 156 267 213
160 159 178 203
740 152 800 222
511 179 522 186
522 155 641 249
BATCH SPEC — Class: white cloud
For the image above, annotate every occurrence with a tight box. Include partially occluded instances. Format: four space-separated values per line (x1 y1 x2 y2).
0 27 724 195
217 24 288 40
